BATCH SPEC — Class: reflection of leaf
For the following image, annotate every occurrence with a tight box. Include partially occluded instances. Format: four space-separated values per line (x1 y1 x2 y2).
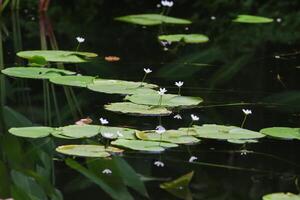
263 192 300 200
160 171 194 200
233 14 273 23
0 161 10 197
262 91 300 112
158 34 209 44
3 106 32 128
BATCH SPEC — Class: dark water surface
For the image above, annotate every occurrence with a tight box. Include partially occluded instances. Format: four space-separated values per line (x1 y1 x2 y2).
1 1 300 200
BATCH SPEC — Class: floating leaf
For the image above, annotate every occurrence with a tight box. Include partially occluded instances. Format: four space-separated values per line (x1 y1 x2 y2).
227 139 258 144
17 50 98 63
88 79 157 95
52 125 100 139
1 67 75 79
111 139 178 152
233 15 273 23
260 127 300 140
160 171 194 200
158 34 209 44
136 130 200 144
180 124 265 140
99 126 137 140
125 93 203 108
115 14 191 26
56 145 123 157
50 75 95 88
263 193 300 200
105 102 172 116
9 126 53 138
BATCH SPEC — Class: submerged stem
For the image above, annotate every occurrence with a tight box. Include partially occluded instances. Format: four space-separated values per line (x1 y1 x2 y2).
186 121 194 135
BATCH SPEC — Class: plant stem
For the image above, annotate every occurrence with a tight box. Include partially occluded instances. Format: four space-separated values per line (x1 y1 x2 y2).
178 87 181 95
186 121 193 135
241 115 247 128
51 83 61 125
140 73 147 87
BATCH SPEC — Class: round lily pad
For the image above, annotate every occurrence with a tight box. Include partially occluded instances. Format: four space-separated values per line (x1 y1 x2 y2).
136 130 200 144
99 126 137 140
50 75 95 88
9 126 53 138
158 34 209 44
125 93 203 108
17 50 98 63
104 102 172 116
260 127 300 140
56 145 123 158
263 193 300 200
111 139 178 152
1 67 75 79
115 14 192 26
233 15 273 23
53 125 100 139
179 124 265 140
87 79 157 95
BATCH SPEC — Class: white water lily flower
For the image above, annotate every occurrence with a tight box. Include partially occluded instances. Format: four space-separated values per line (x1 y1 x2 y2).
161 0 174 7
191 114 199 121
158 88 167 96
173 114 182 119
102 132 115 139
242 109 252 115
156 125 166 134
154 160 164 167
99 117 109 125
189 156 198 162
102 169 112 174
76 37 85 43
175 81 184 87
143 68 152 74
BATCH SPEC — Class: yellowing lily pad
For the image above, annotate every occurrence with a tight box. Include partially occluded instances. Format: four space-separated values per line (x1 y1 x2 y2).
115 14 192 26
1 67 75 79
158 34 209 44
56 145 123 157
17 50 98 63
125 93 203 108
50 75 95 88
87 79 157 95
9 126 54 138
233 15 273 23
260 127 300 140
263 193 300 200
104 102 172 116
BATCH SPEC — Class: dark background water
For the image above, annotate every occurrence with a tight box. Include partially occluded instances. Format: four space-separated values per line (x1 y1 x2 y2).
1 0 300 199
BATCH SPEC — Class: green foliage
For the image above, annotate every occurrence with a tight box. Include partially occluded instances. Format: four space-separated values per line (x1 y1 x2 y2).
260 127 300 140
233 14 274 23
263 193 300 200
56 145 123 157
158 34 209 44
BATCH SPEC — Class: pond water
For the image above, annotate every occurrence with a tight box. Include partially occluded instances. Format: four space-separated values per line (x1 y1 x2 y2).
0 1 300 200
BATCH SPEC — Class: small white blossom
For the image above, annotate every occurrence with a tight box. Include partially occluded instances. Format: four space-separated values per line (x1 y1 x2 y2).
211 16 216 20
154 160 164 167
158 88 167 96
275 55 280 59
102 169 112 174
189 156 198 162
116 131 123 137
156 125 166 134
76 37 85 43
242 109 252 115
175 81 184 87
191 114 199 121
99 118 109 125
161 0 174 7
143 68 152 74
173 114 182 119
276 18 282 23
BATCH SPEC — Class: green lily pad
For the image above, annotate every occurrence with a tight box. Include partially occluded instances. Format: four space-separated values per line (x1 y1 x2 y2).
180 124 265 140
160 171 194 200
99 126 137 140
125 93 203 108
115 14 192 26
111 139 178 152
263 193 300 200
50 75 95 88
136 130 200 144
158 34 209 44
260 127 300 140
9 126 53 138
227 139 258 144
53 125 100 139
87 79 157 95
233 15 273 23
1 67 75 79
17 50 98 63
56 145 123 158
104 102 172 116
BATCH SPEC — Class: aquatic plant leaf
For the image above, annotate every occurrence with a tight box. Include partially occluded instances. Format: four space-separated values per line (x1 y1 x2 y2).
260 127 300 140
56 145 123 157
180 124 265 140
111 139 178 152
99 126 137 140
115 14 191 26
53 125 100 139
158 34 209 44
17 50 97 63
8 126 53 138
160 171 194 200
227 139 258 144
263 193 300 200
28 55 47 67
125 93 203 108
104 102 172 116
233 14 273 23
50 75 95 88
88 79 157 95
136 130 200 144
1 67 75 79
